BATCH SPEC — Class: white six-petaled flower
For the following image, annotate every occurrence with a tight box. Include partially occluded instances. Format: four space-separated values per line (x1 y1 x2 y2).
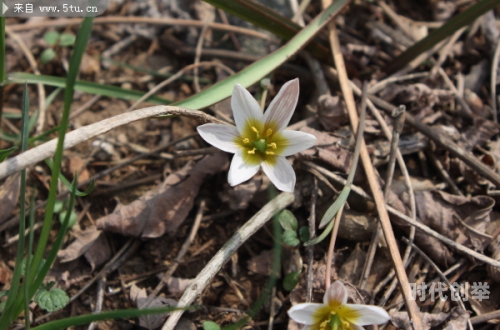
197 78 316 192
288 281 391 330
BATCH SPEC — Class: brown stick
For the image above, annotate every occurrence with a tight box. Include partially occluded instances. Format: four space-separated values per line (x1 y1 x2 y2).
323 15 423 330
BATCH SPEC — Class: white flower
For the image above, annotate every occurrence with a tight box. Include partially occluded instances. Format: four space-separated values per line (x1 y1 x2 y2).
197 78 316 192
288 281 391 330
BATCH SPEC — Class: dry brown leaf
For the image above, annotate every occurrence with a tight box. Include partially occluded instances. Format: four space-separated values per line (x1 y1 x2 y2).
219 175 268 210
390 308 465 330
164 277 192 296
338 244 366 284
317 94 347 131
57 226 102 263
468 282 500 322
486 217 500 282
247 249 274 276
0 172 20 224
459 117 499 151
96 153 228 238
0 260 12 285
64 155 90 183
130 284 177 330
414 190 494 265
299 127 352 174
338 210 378 242
83 231 111 270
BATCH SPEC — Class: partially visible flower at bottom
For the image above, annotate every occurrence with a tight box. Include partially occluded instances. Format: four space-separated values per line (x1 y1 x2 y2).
196 78 316 192
288 281 390 330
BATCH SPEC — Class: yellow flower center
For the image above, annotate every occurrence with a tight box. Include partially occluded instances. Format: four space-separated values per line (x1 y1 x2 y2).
311 303 360 330
235 121 288 166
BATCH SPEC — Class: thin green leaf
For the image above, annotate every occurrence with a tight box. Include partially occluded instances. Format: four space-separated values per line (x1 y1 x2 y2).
203 0 332 63
7 72 171 104
1 83 30 325
0 17 6 84
45 158 95 196
27 175 78 316
175 0 349 110
385 0 500 74
24 194 36 330
0 146 17 162
31 307 184 330
304 84 368 247
9 18 96 328
283 271 301 291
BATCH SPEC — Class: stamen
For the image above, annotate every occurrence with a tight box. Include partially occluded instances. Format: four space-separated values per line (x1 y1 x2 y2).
265 151 275 155
266 128 273 136
251 126 260 138
243 138 250 144
247 148 256 154
268 142 277 149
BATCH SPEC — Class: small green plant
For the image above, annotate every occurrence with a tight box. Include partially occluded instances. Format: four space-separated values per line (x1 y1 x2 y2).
277 210 300 247
34 282 69 313
40 31 76 64
203 321 221 330
54 199 78 228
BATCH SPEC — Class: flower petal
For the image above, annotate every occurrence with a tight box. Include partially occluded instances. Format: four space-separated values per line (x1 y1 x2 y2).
232 84 264 133
197 124 240 153
227 151 260 186
324 281 348 305
264 78 299 131
261 156 295 192
287 303 324 325
342 304 390 326
280 130 317 156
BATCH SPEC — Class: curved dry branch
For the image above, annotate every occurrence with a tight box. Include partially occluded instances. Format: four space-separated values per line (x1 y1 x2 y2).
0 105 226 181
161 192 295 330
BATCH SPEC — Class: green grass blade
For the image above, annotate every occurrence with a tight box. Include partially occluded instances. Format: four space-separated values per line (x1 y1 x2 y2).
203 0 332 63
29 176 77 305
304 86 368 246
385 0 500 74
176 0 349 110
26 16 94 316
25 194 36 330
45 158 95 196
0 17 6 132
1 84 30 324
7 72 171 104
31 307 184 330
0 146 17 161
0 17 5 84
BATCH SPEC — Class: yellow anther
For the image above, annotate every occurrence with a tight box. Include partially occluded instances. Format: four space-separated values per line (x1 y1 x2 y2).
243 138 250 144
247 148 256 154
319 321 328 330
265 151 275 155
266 128 273 136
268 142 277 149
251 126 260 138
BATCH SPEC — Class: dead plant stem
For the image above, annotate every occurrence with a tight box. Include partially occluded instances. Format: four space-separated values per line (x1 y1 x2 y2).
161 192 295 330
322 11 422 329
